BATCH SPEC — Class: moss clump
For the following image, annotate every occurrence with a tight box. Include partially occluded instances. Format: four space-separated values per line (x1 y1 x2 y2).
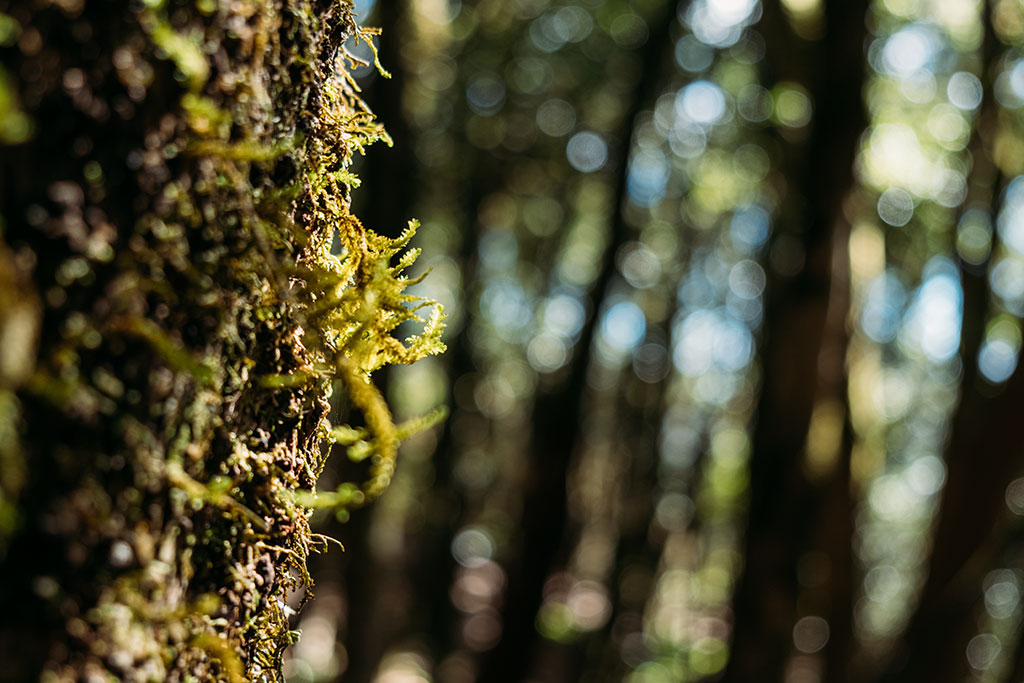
0 0 443 680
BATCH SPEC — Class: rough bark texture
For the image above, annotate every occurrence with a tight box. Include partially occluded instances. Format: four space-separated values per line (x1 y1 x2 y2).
0 1 442 680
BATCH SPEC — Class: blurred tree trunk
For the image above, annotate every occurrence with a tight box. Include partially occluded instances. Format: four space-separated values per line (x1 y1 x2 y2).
475 5 677 681
722 0 869 680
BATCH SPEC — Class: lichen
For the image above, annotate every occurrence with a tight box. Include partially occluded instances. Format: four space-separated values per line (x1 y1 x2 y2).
0 0 444 680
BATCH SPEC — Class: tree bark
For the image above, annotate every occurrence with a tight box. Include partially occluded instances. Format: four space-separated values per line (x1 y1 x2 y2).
0 2 441 679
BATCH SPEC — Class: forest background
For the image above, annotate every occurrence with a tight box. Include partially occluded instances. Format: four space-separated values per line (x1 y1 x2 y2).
333 0 1024 682
3 0 1024 682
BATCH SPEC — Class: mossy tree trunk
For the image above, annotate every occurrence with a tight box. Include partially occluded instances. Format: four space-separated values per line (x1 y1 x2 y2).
0 1 442 680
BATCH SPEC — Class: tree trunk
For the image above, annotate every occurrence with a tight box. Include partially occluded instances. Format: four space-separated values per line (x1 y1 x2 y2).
0 2 441 679
722 0 869 680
